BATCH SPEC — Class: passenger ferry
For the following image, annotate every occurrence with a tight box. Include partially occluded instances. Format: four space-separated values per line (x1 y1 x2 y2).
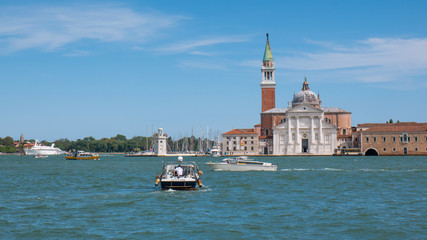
206 156 277 171
24 140 66 155
66 150 100 160
155 156 203 190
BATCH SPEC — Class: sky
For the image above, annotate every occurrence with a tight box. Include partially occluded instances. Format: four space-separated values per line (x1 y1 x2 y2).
1 0 427 141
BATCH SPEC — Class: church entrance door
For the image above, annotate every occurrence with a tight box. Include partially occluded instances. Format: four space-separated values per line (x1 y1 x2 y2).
302 139 309 153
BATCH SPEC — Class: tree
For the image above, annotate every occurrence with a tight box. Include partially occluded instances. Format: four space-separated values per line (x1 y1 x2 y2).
3 136 14 146
115 134 127 142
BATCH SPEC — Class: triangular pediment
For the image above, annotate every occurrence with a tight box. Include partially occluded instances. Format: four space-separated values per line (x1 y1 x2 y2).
286 104 323 113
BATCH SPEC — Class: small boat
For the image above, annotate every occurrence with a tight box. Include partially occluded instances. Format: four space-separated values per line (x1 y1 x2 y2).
210 146 221 157
124 151 156 157
206 156 277 171
155 156 203 190
66 150 100 160
34 153 48 159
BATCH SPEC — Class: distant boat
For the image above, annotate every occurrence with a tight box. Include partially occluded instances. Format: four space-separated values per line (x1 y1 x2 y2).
206 156 277 171
66 150 100 160
155 156 203 190
34 153 48 159
124 151 156 157
210 146 221 157
24 140 65 155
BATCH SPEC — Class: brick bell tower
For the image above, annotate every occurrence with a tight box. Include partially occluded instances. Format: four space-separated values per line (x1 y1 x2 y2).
261 33 276 112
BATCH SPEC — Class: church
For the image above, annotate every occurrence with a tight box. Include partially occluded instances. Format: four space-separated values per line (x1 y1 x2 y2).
223 34 352 155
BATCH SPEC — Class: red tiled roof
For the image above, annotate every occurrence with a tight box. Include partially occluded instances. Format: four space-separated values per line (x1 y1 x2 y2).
360 122 427 133
223 128 256 135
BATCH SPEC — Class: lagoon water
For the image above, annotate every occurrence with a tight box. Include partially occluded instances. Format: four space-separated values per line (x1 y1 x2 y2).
0 155 426 239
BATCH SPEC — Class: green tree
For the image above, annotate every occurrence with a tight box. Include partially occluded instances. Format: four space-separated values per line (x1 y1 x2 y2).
3 136 14 146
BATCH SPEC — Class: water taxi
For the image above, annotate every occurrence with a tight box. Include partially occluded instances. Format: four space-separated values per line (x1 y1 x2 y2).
66 150 100 160
155 156 203 190
206 156 277 171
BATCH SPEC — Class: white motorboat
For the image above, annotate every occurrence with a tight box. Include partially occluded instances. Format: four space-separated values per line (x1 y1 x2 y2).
155 156 203 190
210 147 221 157
34 153 48 159
206 156 277 171
24 140 65 155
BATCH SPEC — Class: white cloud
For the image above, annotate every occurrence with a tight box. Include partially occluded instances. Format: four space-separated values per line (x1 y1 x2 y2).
272 38 427 86
0 5 185 53
155 35 250 54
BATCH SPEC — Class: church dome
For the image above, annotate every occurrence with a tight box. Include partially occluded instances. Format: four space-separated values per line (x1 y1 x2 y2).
292 78 321 107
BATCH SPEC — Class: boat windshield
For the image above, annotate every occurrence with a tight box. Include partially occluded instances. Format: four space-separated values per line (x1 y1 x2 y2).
163 163 196 178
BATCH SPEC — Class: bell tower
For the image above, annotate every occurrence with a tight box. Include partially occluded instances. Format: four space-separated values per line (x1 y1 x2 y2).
261 33 276 112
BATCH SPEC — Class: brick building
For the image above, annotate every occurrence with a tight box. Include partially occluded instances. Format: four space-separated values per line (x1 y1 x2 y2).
352 122 427 156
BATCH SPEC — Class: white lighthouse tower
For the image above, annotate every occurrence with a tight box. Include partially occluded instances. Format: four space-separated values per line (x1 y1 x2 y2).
154 128 167 156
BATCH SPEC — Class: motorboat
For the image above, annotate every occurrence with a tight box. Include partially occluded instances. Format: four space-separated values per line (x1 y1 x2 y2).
155 156 203 190
65 150 100 160
124 151 156 157
210 146 221 157
24 140 65 155
206 156 277 171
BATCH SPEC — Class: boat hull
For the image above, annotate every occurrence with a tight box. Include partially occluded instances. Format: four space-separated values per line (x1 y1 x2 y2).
206 163 277 171
65 156 100 160
25 149 64 155
160 180 197 190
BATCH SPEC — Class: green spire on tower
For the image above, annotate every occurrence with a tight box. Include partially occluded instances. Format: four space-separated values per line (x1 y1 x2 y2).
263 33 273 62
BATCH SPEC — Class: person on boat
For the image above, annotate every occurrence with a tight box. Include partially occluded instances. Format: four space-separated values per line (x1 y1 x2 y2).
174 165 183 177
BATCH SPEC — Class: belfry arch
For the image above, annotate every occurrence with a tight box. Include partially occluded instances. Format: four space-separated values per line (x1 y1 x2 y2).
365 148 379 156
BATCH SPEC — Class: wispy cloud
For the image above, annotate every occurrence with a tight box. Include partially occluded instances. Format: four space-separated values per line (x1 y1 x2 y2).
243 37 427 86
0 4 185 53
177 60 228 70
155 35 250 54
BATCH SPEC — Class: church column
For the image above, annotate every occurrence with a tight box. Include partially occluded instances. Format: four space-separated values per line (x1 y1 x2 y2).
310 116 314 143
296 116 300 145
287 117 292 143
319 116 324 151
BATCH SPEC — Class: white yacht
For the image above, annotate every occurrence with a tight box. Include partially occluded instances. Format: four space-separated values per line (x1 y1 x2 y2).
206 156 277 171
24 141 66 156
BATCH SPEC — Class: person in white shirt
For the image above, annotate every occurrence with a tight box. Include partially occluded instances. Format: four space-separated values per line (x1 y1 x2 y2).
174 165 183 177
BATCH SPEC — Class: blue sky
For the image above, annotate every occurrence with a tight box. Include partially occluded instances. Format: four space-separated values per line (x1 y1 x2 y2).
1 0 427 141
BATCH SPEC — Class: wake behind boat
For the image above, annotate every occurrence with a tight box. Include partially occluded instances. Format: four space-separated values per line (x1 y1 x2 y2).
206 156 277 171
155 156 203 190
66 150 100 160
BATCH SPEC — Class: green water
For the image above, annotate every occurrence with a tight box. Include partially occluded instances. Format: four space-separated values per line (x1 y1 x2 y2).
1 155 426 239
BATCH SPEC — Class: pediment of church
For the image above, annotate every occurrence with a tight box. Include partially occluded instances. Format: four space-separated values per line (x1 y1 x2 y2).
286 104 323 113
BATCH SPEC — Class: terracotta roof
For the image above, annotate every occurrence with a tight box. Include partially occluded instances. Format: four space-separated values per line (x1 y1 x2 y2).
223 129 256 135
359 122 427 133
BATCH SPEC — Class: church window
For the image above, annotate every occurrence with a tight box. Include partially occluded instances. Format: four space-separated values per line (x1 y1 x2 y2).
415 147 418 152
383 148 387 152
393 148 396 152
373 136 377 142
366 137 369 142
383 136 386 142
414 136 418 142
392 136 396 142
